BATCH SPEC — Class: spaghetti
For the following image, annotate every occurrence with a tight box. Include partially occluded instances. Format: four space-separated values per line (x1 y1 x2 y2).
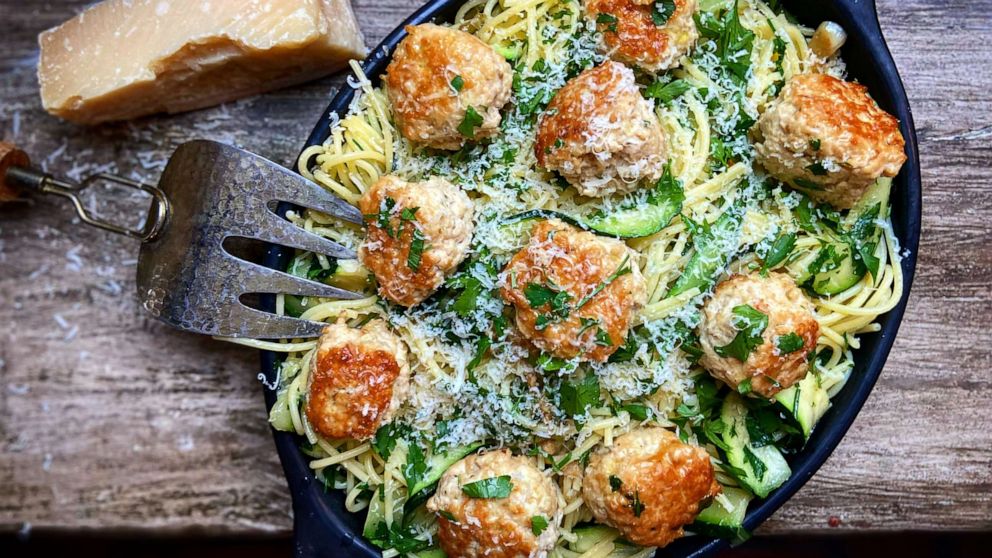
234 1 906 555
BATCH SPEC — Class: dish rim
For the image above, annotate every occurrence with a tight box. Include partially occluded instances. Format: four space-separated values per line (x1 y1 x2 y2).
259 1 922 555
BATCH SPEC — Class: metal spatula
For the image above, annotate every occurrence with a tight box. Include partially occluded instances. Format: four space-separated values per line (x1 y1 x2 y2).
0 139 363 339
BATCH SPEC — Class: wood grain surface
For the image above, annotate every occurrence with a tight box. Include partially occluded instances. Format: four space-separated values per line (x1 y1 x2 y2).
1 0 990 537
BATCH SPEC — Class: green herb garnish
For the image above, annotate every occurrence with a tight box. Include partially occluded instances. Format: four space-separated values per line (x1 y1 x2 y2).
651 0 676 26
531 515 549 536
715 305 768 362
457 106 484 138
776 332 805 354
462 475 513 499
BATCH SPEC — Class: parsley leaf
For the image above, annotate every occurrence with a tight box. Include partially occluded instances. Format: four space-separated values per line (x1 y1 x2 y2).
524 282 559 308
531 515 549 536
743 445 767 481
809 138 821 151
609 475 623 491
651 0 676 26
461 475 513 499
367 519 430 553
776 332 805 354
761 232 796 273
371 422 410 461
595 12 618 33
714 305 768 362
623 403 650 421
450 75 464 93
525 281 573 329
575 255 632 310
306 259 338 282
630 491 646 517
645 79 691 103
806 162 829 176
594 327 613 347
407 228 426 271
457 106 484 138
363 197 397 237
559 374 601 421
403 440 428 490
698 1 755 83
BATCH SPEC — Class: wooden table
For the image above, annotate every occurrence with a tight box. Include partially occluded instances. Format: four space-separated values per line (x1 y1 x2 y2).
1 0 990 539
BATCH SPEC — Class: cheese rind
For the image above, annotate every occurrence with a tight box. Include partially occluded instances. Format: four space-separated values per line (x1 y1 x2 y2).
38 0 366 124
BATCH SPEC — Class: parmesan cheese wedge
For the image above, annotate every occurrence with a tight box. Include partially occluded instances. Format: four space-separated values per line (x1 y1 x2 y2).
38 0 366 124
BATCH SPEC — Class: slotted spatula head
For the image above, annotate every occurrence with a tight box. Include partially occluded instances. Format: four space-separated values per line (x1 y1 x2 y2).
136 140 365 339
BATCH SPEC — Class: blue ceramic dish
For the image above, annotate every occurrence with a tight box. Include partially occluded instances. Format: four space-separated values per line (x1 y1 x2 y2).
259 1 921 555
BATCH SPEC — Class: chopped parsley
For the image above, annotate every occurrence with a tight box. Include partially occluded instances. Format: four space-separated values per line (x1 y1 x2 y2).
806 162 829 176
461 475 513 499
743 446 767 481
595 327 613 347
630 491 646 517
645 79 692 103
364 196 397 237
715 305 769 362
809 138 822 151
776 332 805 354
609 475 623 492
407 228 426 271
760 232 796 273
558 373 601 421
457 106 484 138
622 403 650 421
575 255 632 310
651 0 676 26
531 515 549 536
696 0 755 83
524 281 573 330
403 441 428 490
450 75 464 93
595 12 618 33
439 510 457 522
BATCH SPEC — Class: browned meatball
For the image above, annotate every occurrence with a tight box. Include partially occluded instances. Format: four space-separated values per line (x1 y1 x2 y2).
535 61 667 197
385 24 513 150
587 0 699 72
305 320 410 441
358 175 474 307
698 272 819 399
755 73 907 209
500 220 646 362
582 427 720 547
426 449 560 558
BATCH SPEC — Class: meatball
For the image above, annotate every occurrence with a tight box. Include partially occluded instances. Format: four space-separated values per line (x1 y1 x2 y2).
358 175 474 307
535 61 667 198
385 23 513 150
500 220 646 362
305 319 410 441
698 272 819 399
427 449 560 558
582 427 720 548
586 0 699 72
754 73 907 209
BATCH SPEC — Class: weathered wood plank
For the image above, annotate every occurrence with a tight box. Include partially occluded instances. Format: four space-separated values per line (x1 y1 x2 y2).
0 0 990 537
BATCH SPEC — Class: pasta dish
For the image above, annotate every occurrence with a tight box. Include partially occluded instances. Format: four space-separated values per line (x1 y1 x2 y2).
237 0 908 556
